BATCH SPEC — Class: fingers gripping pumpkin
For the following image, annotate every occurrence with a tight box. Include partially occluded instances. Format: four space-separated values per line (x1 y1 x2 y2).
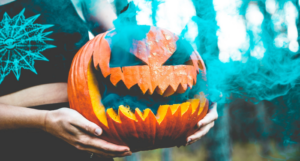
68 25 209 152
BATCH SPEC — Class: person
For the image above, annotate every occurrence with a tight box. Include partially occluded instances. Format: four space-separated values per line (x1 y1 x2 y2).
0 0 218 160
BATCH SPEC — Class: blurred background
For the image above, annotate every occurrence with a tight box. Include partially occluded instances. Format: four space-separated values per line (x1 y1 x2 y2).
103 0 300 160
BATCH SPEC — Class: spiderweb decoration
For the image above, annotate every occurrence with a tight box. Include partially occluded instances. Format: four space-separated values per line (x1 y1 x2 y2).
0 9 55 84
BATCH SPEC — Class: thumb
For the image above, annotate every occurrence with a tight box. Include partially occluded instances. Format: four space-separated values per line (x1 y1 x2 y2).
77 116 103 136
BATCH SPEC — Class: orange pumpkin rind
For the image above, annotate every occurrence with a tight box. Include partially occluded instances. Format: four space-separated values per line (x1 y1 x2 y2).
68 26 209 152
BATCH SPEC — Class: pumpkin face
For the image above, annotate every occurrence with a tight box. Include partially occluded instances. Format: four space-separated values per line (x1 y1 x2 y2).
68 25 209 151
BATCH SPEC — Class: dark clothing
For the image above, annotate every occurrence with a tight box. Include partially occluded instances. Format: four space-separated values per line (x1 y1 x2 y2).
0 0 94 160
0 103 98 161
0 0 89 96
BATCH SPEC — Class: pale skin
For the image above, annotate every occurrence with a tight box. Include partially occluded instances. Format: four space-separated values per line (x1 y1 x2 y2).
186 103 218 146
0 0 218 160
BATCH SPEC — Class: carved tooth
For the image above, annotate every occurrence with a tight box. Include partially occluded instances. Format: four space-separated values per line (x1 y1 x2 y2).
163 85 176 97
198 93 207 116
135 108 144 121
148 86 156 95
122 67 140 90
138 66 151 94
192 69 197 85
189 99 200 114
176 83 187 93
107 108 121 123
180 102 191 116
119 105 137 121
143 108 152 119
110 67 124 86
186 66 193 88
156 80 170 96
156 105 169 124
155 87 164 95
169 104 180 115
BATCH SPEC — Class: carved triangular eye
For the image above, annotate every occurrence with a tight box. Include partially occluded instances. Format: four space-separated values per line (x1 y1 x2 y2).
107 25 150 67
163 38 194 65
109 47 147 67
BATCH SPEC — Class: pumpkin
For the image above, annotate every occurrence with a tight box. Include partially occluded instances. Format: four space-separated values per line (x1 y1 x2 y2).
68 25 209 152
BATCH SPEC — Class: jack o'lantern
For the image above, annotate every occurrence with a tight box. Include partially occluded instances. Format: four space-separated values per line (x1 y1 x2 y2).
68 25 209 152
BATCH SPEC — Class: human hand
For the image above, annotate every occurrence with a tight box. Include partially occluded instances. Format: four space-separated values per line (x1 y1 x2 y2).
186 103 218 145
43 108 132 159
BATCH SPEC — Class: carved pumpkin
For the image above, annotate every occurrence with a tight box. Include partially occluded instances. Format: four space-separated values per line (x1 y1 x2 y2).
68 25 209 151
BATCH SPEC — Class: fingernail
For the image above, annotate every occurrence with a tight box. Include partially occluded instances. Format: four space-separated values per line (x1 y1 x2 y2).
187 138 191 142
198 122 202 127
94 128 102 136
186 138 192 146
124 152 132 156
123 148 130 152
187 140 197 146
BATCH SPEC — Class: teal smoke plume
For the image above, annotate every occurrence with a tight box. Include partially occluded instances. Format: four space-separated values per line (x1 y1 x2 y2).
113 1 300 103
97 3 208 112
110 0 300 159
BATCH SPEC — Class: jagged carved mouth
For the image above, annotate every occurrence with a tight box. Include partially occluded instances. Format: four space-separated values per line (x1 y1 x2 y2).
87 58 208 127
101 64 198 97
94 58 203 112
